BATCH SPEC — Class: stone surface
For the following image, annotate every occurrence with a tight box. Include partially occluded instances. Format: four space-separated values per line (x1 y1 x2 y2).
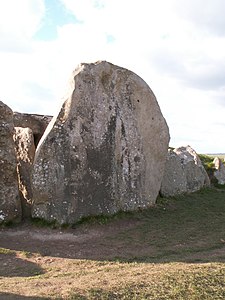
160 149 187 197
14 127 35 218
0 101 21 223
213 157 225 185
13 112 52 147
160 146 210 197
32 61 170 224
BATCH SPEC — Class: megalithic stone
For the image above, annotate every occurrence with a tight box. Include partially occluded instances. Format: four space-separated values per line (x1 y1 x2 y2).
0 101 21 223
32 61 170 224
160 145 210 197
14 127 35 218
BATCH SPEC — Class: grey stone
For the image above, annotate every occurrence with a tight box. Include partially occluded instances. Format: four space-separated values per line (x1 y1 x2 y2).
213 157 225 185
160 149 187 197
0 101 21 223
32 61 170 224
161 145 210 197
13 112 52 148
14 127 35 218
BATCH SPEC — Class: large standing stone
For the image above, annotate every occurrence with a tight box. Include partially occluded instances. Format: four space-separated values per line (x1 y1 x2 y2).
0 101 21 223
14 127 35 218
32 61 170 224
213 157 225 185
160 146 210 197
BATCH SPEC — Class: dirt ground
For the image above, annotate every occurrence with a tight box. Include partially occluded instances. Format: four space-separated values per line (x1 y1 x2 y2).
0 218 148 299
1 189 225 299
0 218 140 263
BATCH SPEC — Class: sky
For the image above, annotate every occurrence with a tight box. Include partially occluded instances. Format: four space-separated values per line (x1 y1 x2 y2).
0 0 225 154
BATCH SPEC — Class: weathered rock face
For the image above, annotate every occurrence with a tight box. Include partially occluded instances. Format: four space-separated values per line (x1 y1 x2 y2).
213 157 225 185
13 112 52 147
160 146 210 197
160 149 187 197
14 127 35 218
0 101 21 223
32 61 170 224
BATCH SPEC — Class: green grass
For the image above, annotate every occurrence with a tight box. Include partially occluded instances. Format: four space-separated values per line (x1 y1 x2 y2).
199 153 215 168
110 187 225 263
73 210 137 227
199 153 225 185
1 187 225 299
65 186 225 299
0 247 15 255
31 217 59 228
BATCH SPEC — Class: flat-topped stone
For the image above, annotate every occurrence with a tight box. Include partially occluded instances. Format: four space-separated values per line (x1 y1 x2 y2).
13 112 52 147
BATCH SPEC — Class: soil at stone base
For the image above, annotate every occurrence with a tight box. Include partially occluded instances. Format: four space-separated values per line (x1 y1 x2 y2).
0 218 139 263
1 188 225 299
1 216 225 279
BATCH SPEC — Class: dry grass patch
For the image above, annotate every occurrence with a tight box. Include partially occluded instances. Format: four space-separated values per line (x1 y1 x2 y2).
1 258 225 299
1 186 225 299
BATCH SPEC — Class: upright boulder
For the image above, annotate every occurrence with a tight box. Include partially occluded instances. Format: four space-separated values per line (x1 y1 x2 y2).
161 146 210 197
213 157 225 185
0 101 21 223
14 127 35 218
32 61 170 224
160 149 187 197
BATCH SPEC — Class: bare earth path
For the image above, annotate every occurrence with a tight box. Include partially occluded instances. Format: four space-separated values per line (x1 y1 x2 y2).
0 218 139 262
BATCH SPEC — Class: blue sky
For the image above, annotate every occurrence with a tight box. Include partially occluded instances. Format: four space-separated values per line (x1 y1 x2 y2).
34 0 78 40
0 0 225 153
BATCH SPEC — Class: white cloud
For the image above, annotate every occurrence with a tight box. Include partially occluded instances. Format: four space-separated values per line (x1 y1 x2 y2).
0 0 45 39
0 0 45 54
174 0 225 36
1 0 225 153
0 0 49 112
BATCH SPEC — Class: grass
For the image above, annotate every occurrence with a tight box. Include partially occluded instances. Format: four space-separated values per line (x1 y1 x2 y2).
108 187 225 263
206 154 225 160
67 264 225 299
199 153 225 169
0 247 15 255
199 154 215 170
31 217 59 228
199 153 225 184
1 186 225 299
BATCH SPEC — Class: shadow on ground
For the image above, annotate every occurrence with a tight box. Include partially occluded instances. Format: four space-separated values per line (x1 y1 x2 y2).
1 188 225 264
0 252 44 277
0 293 49 299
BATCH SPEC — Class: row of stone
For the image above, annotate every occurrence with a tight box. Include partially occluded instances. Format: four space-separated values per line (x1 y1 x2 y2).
0 100 223 224
161 149 225 197
0 61 224 225
0 101 52 223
